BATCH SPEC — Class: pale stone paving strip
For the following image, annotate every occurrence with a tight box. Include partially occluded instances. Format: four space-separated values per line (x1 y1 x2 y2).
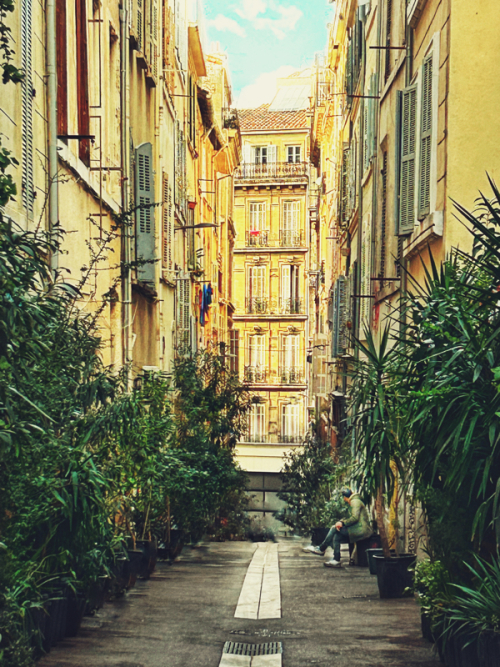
234 542 281 620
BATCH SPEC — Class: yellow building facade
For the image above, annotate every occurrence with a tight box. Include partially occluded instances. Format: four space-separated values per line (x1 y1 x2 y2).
1 0 240 378
232 73 320 529
313 0 500 551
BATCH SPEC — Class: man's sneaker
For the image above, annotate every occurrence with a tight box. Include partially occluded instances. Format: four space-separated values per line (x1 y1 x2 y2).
302 545 325 556
324 559 342 568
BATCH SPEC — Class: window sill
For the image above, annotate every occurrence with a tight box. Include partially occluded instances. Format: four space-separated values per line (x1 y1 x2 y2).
403 210 444 260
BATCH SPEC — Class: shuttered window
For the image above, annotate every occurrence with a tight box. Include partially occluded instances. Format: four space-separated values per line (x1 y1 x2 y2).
340 145 350 226
418 53 433 220
282 201 299 245
150 0 159 79
162 173 172 271
249 202 265 231
281 404 299 440
385 0 393 81
135 142 156 283
176 273 191 348
360 214 372 326
249 404 265 442
398 84 417 234
379 151 388 286
56 0 68 137
282 335 299 369
332 275 347 357
229 329 240 375
76 0 90 165
249 266 266 299
21 0 34 217
249 335 265 368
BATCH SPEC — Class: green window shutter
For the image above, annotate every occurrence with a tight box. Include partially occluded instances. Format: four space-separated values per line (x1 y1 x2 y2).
340 145 350 227
135 142 156 283
418 53 433 220
398 84 417 235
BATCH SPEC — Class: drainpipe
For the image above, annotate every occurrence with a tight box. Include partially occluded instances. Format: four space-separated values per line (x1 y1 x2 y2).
120 4 132 377
46 0 58 273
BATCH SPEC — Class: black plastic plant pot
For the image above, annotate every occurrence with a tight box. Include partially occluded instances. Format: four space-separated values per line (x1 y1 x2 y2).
373 554 416 599
366 548 396 575
136 539 158 578
65 594 86 638
310 527 329 547
127 549 147 577
420 612 434 643
45 595 68 646
478 631 500 666
85 576 108 615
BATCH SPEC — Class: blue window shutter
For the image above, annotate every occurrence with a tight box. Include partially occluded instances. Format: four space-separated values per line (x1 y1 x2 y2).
135 142 156 283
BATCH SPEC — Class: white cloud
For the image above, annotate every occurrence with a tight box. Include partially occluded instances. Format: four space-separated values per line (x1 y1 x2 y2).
235 2 303 40
234 0 267 22
236 66 297 108
208 14 246 38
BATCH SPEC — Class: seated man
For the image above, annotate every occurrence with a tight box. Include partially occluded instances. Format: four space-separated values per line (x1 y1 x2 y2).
303 487 372 568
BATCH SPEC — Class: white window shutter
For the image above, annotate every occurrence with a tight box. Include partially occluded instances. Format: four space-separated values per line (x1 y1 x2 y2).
267 144 277 163
243 144 252 164
399 84 417 234
135 142 156 283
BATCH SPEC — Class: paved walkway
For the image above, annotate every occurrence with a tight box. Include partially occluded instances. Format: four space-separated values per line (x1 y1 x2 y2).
39 539 441 667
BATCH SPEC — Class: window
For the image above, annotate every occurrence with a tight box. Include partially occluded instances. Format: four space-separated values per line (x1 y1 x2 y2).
249 404 265 443
229 330 239 375
248 334 266 372
280 264 300 313
56 0 67 137
248 265 267 313
162 173 172 271
379 152 388 286
360 214 371 327
385 0 393 81
287 146 301 163
135 142 155 283
249 202 265 232
21 0 34 216
281 404 300 442
76 0 90 165
398 84 417 234
255 146 267 165
281 201 300 246
418 52 433 219
176 272 191 348
282 335 299 370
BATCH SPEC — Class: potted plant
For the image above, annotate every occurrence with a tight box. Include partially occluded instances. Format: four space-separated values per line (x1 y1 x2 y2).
411 559 451 643
350 326 415 598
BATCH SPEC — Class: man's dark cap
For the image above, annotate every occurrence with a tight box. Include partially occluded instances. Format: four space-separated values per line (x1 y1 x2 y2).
341 487 353 498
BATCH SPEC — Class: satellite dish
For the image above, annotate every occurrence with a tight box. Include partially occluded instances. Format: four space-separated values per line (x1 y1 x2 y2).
315 176 323 186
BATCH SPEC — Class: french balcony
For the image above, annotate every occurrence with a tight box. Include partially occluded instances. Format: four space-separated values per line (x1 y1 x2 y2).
244 366 267 383
279 298 304 315
246 297 270 314
280 230 304 248
234 161 308 184
279 367 304 384
242 230 305 249
246 230 269 247
241 433 304 444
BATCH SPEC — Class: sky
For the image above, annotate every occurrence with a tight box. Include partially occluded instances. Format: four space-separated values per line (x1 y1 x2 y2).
202 0 334 108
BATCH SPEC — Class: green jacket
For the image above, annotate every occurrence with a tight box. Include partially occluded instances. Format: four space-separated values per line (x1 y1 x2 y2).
342 493 372 542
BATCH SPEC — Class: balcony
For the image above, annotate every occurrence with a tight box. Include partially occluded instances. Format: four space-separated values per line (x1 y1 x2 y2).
279 367 304 384
280 298 304 315
243 230 305 249
244 366 267 383
241 433 304 444
244 298 304 316
235 161 308 184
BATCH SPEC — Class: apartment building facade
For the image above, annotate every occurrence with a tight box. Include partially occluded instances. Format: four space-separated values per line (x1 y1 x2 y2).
232 73 319 529
1 0 240 377
313 0 500 550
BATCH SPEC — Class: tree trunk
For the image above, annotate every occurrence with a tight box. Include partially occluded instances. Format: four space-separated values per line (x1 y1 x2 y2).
375 486 391 558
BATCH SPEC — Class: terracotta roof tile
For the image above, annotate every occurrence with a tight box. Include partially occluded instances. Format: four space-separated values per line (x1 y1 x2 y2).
238 104 309 132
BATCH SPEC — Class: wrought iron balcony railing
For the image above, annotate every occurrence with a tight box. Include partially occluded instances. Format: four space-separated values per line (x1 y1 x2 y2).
279 298 304 315
243 298 304 316
279 367 304 384
240 433 305 444
280 230 304 247
246 230 269 247
242 230 305 249
244 366 267 383
246 297 269 314
235 161 308 183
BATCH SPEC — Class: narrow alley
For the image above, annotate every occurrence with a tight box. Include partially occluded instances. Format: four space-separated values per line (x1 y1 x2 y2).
39 541 439 667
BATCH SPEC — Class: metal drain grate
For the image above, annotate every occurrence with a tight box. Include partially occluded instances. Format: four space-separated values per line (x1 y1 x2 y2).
223 642 283 656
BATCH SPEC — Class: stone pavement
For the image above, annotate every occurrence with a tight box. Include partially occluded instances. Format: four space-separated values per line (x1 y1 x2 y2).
39 539 441 667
